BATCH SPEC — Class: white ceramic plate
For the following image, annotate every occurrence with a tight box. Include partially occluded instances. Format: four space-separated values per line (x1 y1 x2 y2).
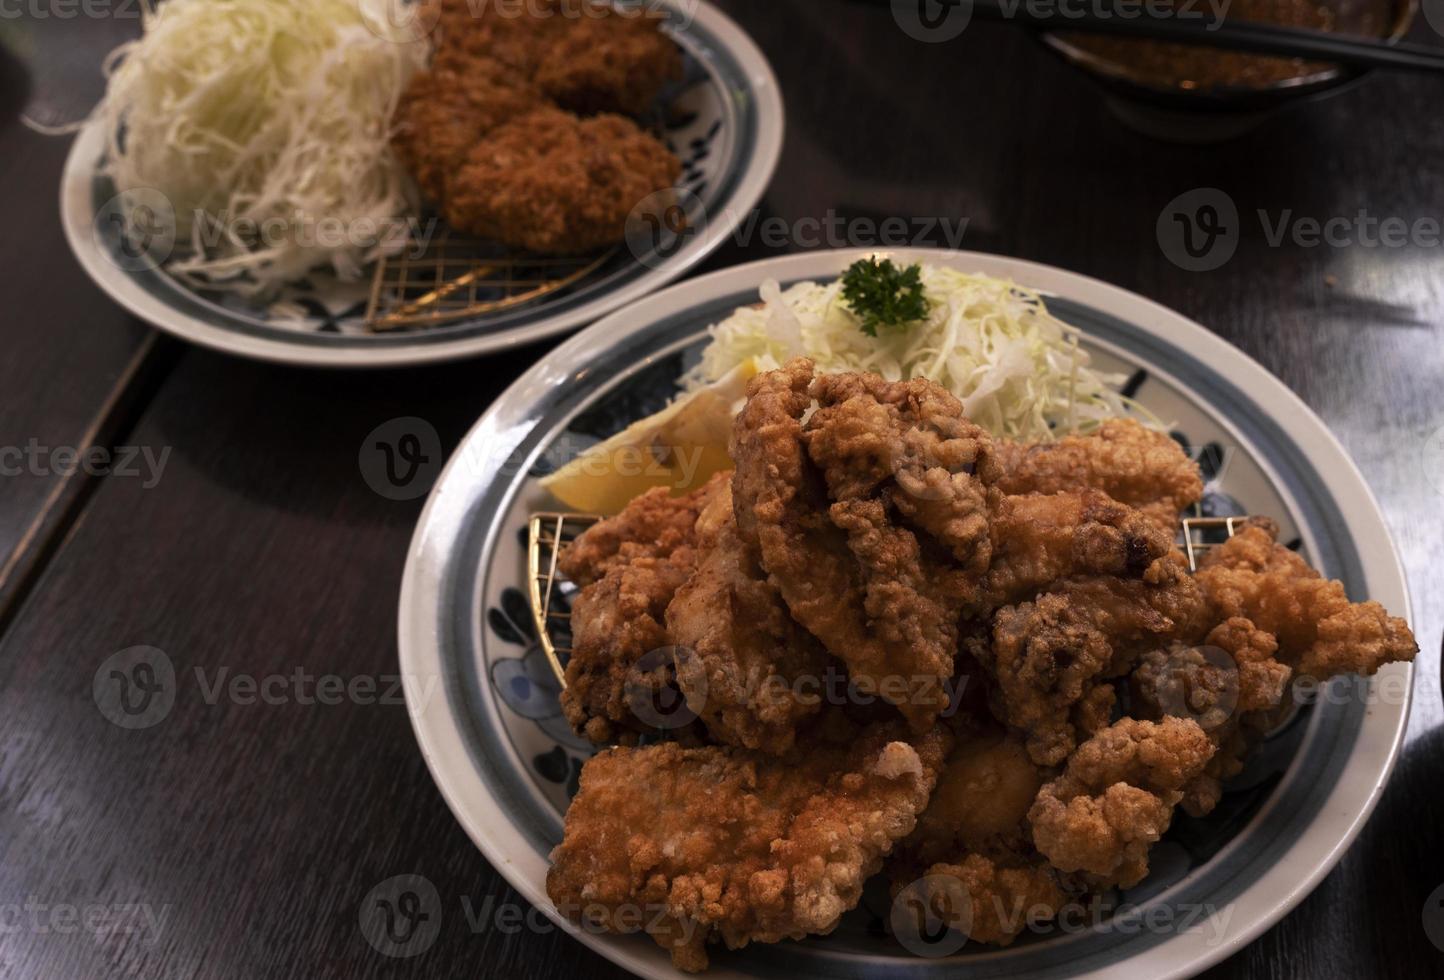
58 0 782 368
397 248 1414 978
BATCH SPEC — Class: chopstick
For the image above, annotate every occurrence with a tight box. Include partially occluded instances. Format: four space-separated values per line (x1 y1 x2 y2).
864 0 1444 75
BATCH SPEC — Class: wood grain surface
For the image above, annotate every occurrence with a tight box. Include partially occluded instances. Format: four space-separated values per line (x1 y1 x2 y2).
0 2 1440 978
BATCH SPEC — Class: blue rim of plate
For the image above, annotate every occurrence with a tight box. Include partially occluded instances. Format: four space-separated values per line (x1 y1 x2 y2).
398 249 1414 980
58 0 783 367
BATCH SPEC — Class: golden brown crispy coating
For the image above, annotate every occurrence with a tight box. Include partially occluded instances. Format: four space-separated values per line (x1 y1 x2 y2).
559 473 727 587
666 508 831 755
984 554 1205 766
429 0 681 115
560 475 728 742
981 489 1174 609
1195 521 1417 678
397 0 681 252
899 730 1047 870
447 106 681 254
546 721 951 971
986 419 1203 533
1028 717 1214 889
907 854 1067 947
1132 617 1292 817
731 359 985 731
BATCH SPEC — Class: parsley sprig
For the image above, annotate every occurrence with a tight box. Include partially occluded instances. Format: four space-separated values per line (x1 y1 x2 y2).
840 257 931 337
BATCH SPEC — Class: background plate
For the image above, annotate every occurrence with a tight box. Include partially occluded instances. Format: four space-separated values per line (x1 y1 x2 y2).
398 248 1414 979
58 0 783 368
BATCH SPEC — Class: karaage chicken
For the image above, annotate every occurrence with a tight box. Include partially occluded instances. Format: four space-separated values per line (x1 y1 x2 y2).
546 720 950 971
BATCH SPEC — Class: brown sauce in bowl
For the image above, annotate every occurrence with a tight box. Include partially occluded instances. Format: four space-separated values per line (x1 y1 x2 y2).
1063 0 1397 90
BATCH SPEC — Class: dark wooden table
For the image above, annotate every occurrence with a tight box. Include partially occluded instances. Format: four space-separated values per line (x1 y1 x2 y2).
1 3 1441 977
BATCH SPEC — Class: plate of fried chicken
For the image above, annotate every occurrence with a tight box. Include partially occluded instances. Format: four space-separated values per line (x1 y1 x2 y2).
397 249 1418 978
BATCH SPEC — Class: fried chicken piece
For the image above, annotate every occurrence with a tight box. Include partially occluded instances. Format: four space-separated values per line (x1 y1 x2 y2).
981 489 1174 609
446 106 681 253
889 730 1066 946
731 360 985 731
559 475 728 742
1028 717 1214 889
1132 617 1292 817
1195 520 1417 678
559 473 727 586
546 721 951 971
902 854 1067 947
666 506 831 754
983 553 1206 766
429 0 682 115
986 419 1203 533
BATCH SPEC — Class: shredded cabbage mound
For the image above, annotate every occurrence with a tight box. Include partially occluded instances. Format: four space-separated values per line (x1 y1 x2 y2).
92 0 427 295
682 262 1153 442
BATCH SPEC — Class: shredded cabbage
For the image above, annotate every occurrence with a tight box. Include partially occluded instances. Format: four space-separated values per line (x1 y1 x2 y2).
90 0 427 295
682 262 1155 442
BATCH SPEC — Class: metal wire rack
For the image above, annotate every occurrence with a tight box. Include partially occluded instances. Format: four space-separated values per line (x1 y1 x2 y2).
362 233 616 331
1179 515 1248 572
527 512 603 686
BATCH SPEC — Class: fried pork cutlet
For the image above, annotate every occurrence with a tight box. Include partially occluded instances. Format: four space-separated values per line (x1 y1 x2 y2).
666 498 832 755
731 359 990 732
1028 717 1214 890
396 0 682 253
429 0 682 115
1194 518 1418 678
447 106 681 253
982 552 1205 766
559 475 727 743
986 418 1203 534
546 721 951 972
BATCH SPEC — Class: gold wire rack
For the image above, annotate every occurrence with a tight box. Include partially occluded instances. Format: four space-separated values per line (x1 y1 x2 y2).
362 233 616 331
524 508 1249 690
528 512 603 686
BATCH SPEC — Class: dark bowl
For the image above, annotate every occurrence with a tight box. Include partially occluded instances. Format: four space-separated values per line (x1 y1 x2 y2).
1039 0 1419 140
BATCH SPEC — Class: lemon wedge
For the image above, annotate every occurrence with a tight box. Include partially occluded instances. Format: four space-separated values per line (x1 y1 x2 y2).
541 359 757 514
